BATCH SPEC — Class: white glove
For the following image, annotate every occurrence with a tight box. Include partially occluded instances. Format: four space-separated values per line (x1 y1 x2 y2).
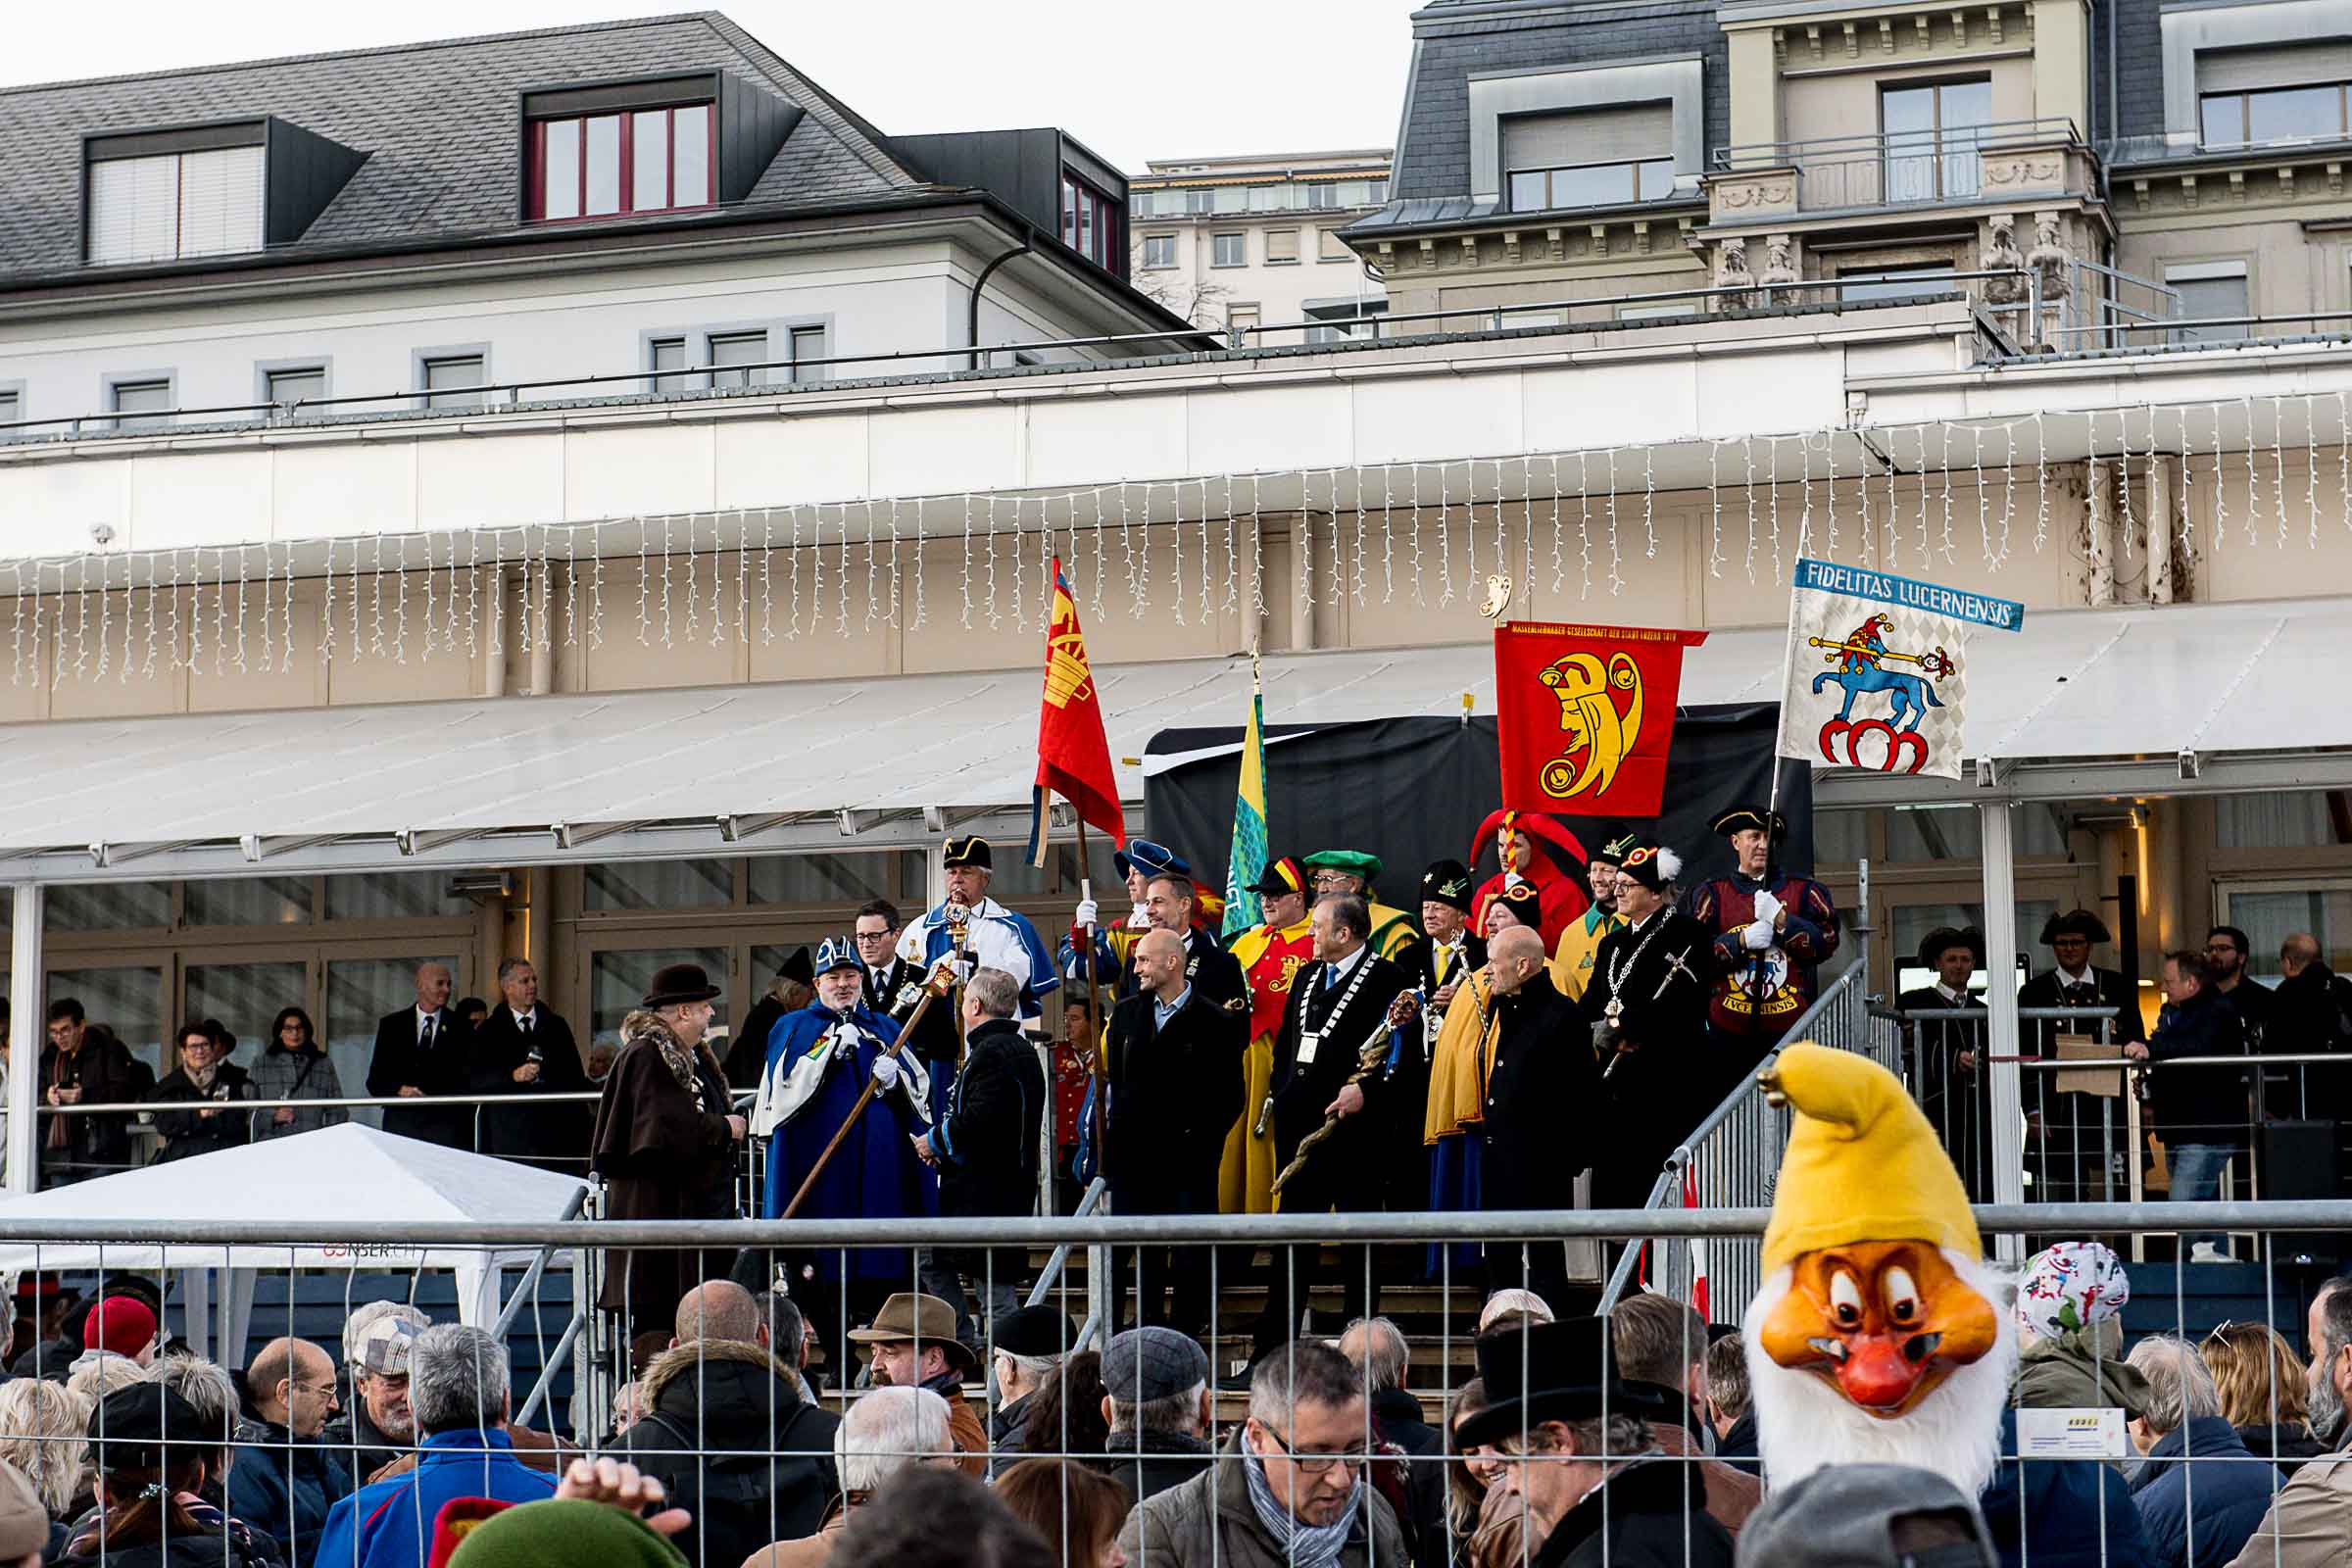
871 1054 902 1091
1741 919 1774 952
1074 898 1100 929
1752 891 1784 924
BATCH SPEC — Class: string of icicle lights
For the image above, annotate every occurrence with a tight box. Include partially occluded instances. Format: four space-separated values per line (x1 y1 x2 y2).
8 392 2349 686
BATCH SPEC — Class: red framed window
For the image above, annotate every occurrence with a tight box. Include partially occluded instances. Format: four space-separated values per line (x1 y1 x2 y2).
1059 171 1119 269
528 102 714 221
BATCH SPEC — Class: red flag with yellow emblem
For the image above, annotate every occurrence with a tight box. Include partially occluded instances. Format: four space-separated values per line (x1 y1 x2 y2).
1494 620 1708 817
1028 558 1128 866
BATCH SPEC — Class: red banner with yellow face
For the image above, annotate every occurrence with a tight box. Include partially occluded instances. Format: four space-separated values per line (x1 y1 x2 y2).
1494 621 1708 816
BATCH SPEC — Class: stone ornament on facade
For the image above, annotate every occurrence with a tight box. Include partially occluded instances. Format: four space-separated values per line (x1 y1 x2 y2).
1759 233 1799 290
1981 216 2028 307
1716 237 1755 311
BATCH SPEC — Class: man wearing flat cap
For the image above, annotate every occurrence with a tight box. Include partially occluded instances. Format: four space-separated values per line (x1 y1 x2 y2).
1900 926 1996 1200
1686 804 1841 1076
590 962 746 1331
1223 855 1315 1215
1101 1325 1216 1501
1459 1317 1734 1567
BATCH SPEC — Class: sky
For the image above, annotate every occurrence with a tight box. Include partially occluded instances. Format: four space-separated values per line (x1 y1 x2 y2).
2 1 1419 174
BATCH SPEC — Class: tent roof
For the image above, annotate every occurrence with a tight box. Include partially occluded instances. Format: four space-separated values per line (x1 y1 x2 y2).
0 596 2341 882
0 1124 585 1269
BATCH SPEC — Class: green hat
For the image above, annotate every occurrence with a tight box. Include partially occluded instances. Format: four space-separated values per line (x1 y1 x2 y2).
1303 849 1384 886
446 1499 690 1568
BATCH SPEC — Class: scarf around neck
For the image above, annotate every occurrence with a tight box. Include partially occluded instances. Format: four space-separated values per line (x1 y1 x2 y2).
1242 1445 1362 1568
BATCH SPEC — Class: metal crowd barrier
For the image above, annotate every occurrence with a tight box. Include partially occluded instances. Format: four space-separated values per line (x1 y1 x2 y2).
0 1201 2343 1568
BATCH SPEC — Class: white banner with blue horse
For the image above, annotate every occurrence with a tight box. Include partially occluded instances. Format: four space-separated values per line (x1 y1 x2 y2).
1775 559 2025 779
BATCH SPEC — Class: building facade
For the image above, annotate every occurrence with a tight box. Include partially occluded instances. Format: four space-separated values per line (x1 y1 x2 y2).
1126 150 1392 339
1 7 2351 1186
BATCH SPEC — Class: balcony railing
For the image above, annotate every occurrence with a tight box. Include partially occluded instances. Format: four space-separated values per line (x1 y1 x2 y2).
1713 118 2084 213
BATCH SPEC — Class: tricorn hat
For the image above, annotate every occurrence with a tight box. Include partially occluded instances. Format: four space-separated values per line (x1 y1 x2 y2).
942 835 993 869
777 946 815 987
1420 858 1476 914
1712 804 1788 841
1452 1317 1665 1448
640 962 722 1008
2038 908 2113 947
1114 838 1190 881
1916 926 1984 971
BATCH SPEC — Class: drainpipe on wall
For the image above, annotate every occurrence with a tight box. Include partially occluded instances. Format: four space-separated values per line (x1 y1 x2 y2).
968 229 1036 372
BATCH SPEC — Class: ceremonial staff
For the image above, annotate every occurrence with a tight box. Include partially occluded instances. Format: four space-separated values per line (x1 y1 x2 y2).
1269 990 1419 1196
777 917 965 1221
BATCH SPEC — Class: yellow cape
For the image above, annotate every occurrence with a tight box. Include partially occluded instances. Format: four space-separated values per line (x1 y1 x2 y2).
1423 970 1500 1144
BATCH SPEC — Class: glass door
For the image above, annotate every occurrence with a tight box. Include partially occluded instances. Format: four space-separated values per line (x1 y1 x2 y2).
1881 79 1991 203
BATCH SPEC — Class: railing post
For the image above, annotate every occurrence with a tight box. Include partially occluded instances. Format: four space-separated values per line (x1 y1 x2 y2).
8 884 41 1195
1980 802 2027 1265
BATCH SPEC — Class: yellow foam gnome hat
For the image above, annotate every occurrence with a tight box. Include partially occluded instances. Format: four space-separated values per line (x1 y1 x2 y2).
1759 1042 1981 1276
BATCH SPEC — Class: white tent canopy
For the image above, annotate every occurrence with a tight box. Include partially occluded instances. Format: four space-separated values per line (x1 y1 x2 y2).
0 1125 587 1358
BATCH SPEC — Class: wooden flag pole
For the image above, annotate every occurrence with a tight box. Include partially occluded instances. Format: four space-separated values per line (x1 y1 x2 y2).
1075 808 1107 1186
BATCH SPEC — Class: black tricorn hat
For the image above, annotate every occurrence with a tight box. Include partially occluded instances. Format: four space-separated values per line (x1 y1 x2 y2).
2038 908 2113 947
777 946 815 987
1452 1317 1666 1448
1711 805 1788 842
641 962 723 1008
943 835 994 869
1916 926 1985 971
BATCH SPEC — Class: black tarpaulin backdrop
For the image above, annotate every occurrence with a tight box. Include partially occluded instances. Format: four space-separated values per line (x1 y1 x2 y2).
1145 707 1813 902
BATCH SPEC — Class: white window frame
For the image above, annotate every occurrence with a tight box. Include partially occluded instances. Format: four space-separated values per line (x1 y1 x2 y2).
414 347 490 413
1467 56 1703 206
2217 874 2352 978
2162 0 2352 149
105 373 174 432
2166 260 2252 344
638 318 832 395
1211 232 1247 269
1141 233 1177 270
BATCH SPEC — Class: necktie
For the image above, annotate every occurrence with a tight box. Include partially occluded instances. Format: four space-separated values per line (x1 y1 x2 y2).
419 1015 435 1052
519 1013 533 1038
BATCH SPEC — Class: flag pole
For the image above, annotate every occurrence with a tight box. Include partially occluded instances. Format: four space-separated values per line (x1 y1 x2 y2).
1075 808 1106 1189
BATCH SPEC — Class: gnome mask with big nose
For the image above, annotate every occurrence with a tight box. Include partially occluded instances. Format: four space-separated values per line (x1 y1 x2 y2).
1742 1043 2017 1500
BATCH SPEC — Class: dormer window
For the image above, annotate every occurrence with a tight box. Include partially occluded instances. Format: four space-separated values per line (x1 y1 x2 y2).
85 124 265 265
525 76 720 221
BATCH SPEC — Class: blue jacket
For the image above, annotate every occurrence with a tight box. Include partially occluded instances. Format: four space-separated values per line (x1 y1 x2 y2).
228 1417 354 1567
314 1427 555 1568
2128 1415 2279 1568
1981 1409 2156 1568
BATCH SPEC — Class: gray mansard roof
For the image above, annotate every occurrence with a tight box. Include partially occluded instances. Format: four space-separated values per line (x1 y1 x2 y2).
0 11 926 283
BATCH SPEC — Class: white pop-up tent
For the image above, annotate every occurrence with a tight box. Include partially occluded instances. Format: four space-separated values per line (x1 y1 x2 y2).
0 1124 587 1360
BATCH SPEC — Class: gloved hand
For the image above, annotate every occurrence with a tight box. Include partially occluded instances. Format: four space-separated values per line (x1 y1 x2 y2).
871 1054 902 1091
1074 897 1100 929
1752 890 1783 924
1741 919 1774 952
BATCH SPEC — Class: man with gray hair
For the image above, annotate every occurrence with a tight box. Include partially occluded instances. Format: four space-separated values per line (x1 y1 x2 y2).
316 1324 557 1568
2123 1335 2277 1566
1340 1316 1445 1559
1099 1326 1214 1502
915 965 1046 1344
1120 1338 1406 1566
740 1384 954 1568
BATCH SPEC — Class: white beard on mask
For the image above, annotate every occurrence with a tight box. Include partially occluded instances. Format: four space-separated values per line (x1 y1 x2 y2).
1745 1250 2019 1501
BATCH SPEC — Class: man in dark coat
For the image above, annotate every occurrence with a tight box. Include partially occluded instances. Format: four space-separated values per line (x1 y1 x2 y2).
227 1336 352 1564
1250 893 1417 1361
589 963 745 1332
2018 907 2144 1203
1480 925 1600 1305
1102 926 1246 1336
473 958 591 1171
39 999 139 1185
2266 930 2352 1123
613 1282 838 1568
2129 950 2248 1262
1584 844 1716 1211
1899 925 1996 1200
366 961 474 1149
918 965 1047 1346
1454 1317 1733 1568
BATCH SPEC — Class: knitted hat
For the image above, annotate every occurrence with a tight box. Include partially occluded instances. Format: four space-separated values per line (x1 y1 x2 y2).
1615 844 1682 894
441 1497 689 1568
2014 1242 2131 1342
1492 881 1544 930
82 1296 157 1362
1759 1044 1981 1277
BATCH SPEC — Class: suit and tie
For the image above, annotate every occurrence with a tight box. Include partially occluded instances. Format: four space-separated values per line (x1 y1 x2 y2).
368 1004 473 1149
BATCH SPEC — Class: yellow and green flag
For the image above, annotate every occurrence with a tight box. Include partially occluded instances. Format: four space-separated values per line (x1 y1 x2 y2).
1222 666 1269 938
